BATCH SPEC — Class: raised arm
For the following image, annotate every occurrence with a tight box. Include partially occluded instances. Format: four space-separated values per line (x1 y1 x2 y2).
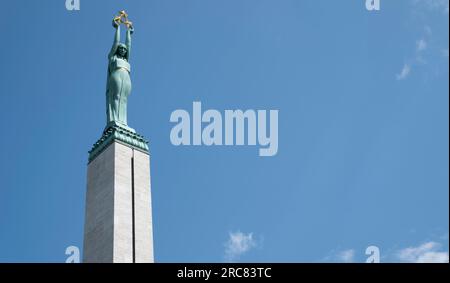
125 26 133 61
108 24 121 59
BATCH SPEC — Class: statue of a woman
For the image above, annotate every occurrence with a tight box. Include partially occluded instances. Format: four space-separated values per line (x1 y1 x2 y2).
106 19 134 128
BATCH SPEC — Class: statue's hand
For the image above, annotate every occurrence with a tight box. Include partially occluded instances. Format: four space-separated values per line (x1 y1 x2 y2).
129 25 134 34
112 19 120 28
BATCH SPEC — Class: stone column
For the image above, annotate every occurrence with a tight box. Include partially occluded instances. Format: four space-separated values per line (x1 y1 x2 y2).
83 126 154 263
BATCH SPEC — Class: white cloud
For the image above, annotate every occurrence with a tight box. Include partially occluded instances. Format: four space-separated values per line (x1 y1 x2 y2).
413 0 450 14
224 231 257 262
416 39 428 52
398 1 449 80
396 64 412 80
397 241 449 263
338 249 356 263
323 248 356 263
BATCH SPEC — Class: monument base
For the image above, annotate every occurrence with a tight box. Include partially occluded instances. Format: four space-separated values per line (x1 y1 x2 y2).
83 127 154 263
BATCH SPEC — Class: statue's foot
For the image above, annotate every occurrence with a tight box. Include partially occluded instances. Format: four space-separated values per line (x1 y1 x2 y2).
105 121 136 133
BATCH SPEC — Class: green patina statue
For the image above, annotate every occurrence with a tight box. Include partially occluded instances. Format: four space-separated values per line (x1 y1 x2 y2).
106 11 134 128
89 12 149 162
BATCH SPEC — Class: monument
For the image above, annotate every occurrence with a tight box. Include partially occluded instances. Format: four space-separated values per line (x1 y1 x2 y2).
83 11 154 263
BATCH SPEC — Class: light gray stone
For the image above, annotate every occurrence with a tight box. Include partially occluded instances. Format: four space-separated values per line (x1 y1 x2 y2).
83 141 154 263
133 149 154 262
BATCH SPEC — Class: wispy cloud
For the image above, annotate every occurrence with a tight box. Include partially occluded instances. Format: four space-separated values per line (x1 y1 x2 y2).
413 0 450 14
416 39 428 52
224 231 257 262
338 249 356 263
395 38 427 80
397 241 449 263
323 248 356 263
396 1 449 80
396 64 412 80
415 38 429 64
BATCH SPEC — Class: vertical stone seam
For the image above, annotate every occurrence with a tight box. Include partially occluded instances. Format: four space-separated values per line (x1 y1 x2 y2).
112 143 116 262
131 149 136 263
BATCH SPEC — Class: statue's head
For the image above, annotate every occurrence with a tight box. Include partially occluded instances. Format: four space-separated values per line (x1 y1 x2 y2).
116 44 128 58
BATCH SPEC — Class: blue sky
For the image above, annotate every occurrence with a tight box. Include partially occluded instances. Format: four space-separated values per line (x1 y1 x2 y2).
0 0 448 263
